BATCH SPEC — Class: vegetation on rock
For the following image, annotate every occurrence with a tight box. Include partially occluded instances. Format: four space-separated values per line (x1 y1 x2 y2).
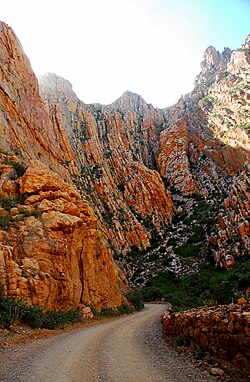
0 22 249 314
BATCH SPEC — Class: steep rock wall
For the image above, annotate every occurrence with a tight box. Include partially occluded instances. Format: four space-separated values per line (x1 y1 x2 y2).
39 75 174 253
0 159 125 310
0 22 125 310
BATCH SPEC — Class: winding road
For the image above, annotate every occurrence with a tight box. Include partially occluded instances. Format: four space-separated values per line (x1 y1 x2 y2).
0 304 216 382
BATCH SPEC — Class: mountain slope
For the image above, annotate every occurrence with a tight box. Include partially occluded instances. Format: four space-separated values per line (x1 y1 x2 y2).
0 21 249 310
0 22 126 311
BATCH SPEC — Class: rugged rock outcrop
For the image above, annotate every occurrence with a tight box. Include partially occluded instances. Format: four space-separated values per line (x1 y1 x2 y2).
0 21 249 310
0 158 125 310
0 22 126 311
39 74 174 254
0 23 72 181
208 164 250 270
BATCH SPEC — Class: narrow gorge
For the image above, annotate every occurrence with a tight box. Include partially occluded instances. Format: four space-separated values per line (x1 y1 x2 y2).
0 21 249 316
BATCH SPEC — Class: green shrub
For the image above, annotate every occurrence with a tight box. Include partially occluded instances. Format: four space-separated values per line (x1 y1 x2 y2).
187 225 205 243
18 208 32 217
194 201 210 214
174 335 184 346
127 289 144 311
176 243 200 257
18 208 42 218
117 184 125 193
0 195 17 210
32 209 42 217
64 308 82 324
100 307 118 317
0 194 28 211
0 294 83 330
43 308 82 329
21 305 44 328
16 193 29 204
0 296 23 328
0 214 10 227
148 253 159 262
140 261 250 310
141 286 164 301
42 310 66 329
1 160 25 178
146 271 178 289
195 344 205 359
168 237 178 247
128 246 140 257
117 304 134 314
162 257 171 266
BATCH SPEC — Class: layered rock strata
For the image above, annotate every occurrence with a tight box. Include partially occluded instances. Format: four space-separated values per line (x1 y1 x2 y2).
39 74 174 254
0 159 125 310
0 22 126 310
0 20 250 310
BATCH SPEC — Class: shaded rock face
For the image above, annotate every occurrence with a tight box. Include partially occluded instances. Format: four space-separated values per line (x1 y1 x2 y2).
210 164 250 268
0 21 249 309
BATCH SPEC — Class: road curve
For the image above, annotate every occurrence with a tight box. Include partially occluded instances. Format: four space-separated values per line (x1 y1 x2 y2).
0 304 216 382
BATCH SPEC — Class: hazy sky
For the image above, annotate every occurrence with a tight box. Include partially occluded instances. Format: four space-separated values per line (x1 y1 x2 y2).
1 0 250 108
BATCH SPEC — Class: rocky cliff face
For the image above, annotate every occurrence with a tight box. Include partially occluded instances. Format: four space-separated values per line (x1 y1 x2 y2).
0 22 126 311
0 21 249 309
39 75 174 255
0 23 72 181
39 35 250 282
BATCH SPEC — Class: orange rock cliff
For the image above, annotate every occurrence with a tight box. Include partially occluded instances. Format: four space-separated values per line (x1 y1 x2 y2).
0 22 126 310
0 21 249 309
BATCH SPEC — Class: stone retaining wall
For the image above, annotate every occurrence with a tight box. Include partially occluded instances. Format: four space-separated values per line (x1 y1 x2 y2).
162 302 250 372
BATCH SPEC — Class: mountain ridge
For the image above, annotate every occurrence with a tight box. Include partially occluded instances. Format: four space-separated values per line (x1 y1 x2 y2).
0 21 249 311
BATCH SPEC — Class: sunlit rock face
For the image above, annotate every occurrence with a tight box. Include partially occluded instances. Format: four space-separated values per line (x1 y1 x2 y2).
37 33 250 274
0 21 249 308
39 75 175 254
0 22 126 311
0 23 72 182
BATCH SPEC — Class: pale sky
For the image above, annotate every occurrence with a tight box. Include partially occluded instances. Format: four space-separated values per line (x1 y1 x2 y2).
1 0 250 108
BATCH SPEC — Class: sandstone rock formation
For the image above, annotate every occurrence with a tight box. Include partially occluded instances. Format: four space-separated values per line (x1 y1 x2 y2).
0 158 126 310
39 74 174 254
0 23 71 181
0 22 126 311
0 21 249 310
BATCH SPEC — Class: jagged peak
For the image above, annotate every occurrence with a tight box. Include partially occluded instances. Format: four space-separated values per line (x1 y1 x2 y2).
195 45 231 88
110 90 152 113
241 33 250 49
38 73 77 99
200 46 222 72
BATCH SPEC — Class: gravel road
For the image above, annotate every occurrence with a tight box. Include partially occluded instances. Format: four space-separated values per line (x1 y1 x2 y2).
0 304 217 382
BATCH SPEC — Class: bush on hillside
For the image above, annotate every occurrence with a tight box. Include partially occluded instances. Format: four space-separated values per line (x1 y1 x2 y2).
126 289 144 311
140 260 250 310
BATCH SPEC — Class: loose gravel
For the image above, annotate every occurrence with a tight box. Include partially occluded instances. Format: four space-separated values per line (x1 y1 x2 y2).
0 304 218 382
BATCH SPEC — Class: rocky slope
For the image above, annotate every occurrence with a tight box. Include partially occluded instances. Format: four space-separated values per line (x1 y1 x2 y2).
39 74 174 256
0 21 249 310
39 35 250 287
0 22 126 311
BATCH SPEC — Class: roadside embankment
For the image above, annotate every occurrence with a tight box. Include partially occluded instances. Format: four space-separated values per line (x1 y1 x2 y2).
162 301 250 379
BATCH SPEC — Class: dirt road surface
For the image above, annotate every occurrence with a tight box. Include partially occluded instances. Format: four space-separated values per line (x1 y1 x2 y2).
0 304 216 382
